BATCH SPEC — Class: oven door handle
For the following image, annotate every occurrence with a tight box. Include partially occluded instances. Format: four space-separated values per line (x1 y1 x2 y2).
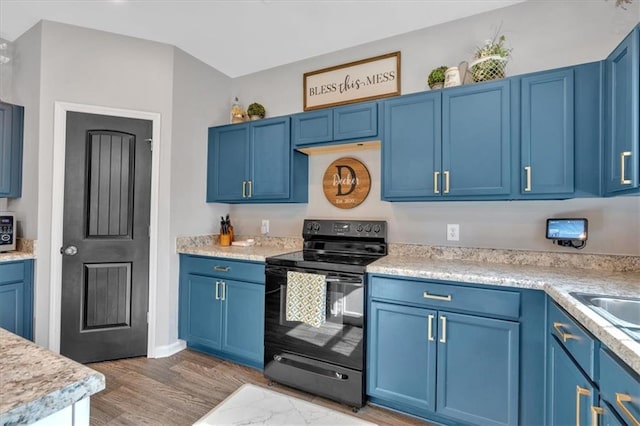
325 277 363 284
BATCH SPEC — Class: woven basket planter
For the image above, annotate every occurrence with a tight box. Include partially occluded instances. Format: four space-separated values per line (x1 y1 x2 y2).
470 55 508 82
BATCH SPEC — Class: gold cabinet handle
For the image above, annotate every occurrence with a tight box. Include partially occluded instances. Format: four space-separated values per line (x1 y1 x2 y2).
215 281 220 300
439 316 447 343
434 171 440 194
213 266 229 272
427 314 435 341
621 151 633 185
242 181 247 198
576 386 591 426
524 165 532 192
444 171 450 194
553 322 577 342
248 180 253 197
616 393 640 426
591 406 603 426
423 292 452 302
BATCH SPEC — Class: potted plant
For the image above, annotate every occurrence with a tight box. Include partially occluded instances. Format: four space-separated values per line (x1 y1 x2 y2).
247 102 266 120
470 34 511 82
427 66 448 90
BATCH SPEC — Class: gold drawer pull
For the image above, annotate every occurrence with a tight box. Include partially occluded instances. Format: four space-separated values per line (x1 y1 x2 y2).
616 393 640 426
524 165 532 192
576 386 591 426
553 322 577 342
434 171 440 194
423 292 452 302
427 314 435 341
214 266 230 272
621 151 632 185
591 406 603 426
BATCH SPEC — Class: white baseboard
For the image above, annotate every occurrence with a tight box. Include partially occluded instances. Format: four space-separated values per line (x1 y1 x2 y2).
150 340 186 358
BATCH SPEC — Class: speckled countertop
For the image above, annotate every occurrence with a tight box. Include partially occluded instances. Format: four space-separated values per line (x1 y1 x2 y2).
0 328 105 425
368 255 640 375
179 244 297 262
0 239 36 263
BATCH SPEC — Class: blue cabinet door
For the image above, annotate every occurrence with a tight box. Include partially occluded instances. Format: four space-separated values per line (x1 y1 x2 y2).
520 69 575 196
333 102 378 141
600 348 640 426
0 260 33 340
604 27 639 194
221 279 264 367
0 282 24 337
292 109 332 146
250 117 291 200
207 124 249 202
436 311 519 426
382 92 442 200
547 337 596 426
183 274 222 350
442 80 511 197
0 101 24 198
367 301 437 414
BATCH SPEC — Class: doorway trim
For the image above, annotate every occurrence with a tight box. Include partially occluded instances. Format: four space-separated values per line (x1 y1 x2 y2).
50 101 161 357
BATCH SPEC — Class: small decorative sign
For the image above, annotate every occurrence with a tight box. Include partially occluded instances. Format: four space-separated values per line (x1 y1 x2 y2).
304 52 401 111
323 157 371 209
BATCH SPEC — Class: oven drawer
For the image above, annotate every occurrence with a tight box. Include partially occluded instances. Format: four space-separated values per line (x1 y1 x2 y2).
369 275 520 320
181 255 265 283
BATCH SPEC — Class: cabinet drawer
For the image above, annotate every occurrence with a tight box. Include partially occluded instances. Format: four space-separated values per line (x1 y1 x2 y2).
182 255 265 283
0 261 25 285
369 276 520 319
547 300 596 379
600 348 640 425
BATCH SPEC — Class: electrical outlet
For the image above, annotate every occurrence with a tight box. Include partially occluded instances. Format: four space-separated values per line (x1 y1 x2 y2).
447 224 460 241
261 219 269 235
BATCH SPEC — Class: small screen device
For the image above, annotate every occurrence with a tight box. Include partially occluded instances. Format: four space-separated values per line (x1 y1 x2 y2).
546 218 588 249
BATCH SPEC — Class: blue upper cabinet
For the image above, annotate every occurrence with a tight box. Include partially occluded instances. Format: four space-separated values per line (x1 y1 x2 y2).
604 25 639 195
0 101 24 198
383 81 511 200
207 117 308 203
442 80 511 197
292 102 378 147
519 69 575 197
382 92 441 200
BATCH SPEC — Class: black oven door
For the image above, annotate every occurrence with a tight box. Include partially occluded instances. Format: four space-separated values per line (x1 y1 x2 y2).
264 264 365 371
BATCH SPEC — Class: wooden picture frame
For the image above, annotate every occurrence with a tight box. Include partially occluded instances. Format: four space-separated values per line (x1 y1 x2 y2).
303 51 401 111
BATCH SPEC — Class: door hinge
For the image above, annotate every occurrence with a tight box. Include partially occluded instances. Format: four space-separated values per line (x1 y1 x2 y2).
145 138 153 151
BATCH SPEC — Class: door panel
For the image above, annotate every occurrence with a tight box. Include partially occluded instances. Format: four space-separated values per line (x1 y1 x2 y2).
61 112 151 363
185 274 222 349
221 279 264 363
436 311 519 426
0 282 24 336
250 117 290 200
207 125 249 201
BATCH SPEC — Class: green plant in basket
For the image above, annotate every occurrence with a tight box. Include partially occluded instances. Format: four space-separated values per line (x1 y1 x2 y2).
471 34 511 82
427 66 448 89
247 102 266 119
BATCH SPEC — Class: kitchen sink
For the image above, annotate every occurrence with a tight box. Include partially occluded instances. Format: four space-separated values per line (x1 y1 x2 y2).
570 293 640 341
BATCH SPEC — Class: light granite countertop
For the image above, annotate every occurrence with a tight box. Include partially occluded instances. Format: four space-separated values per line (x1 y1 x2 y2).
0 252 35 263
178 244 297 262
0 328 105 425
368 255 640 375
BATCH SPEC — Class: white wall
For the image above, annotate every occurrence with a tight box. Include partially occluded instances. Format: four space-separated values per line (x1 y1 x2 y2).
229 1 640 256
167 47 230 346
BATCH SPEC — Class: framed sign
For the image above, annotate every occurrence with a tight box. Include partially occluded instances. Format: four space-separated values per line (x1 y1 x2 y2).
323 157 371 209
304 51 401 111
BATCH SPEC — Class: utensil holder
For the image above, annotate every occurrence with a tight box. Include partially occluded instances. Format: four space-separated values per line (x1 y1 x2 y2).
220 233 231 246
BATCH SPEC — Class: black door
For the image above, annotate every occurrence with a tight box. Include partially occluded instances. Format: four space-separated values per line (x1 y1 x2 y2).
60 112 152 363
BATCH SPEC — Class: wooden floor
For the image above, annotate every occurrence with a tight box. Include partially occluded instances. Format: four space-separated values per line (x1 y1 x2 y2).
88 349 428 425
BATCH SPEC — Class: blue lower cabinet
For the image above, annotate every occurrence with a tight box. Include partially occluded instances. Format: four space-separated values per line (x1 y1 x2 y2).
367 278 523 426
599 348 640 426
367 302 437 413
221 279 264 364
0 260 34 340
179 255 264 369
547 336 596 426
436 312 519 426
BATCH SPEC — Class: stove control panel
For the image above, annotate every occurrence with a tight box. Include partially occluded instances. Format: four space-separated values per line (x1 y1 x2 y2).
303 219 387 239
